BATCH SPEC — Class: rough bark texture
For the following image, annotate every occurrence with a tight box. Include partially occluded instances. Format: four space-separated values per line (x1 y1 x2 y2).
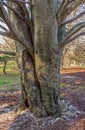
33 0 61 116
13 8 46 117
9 1 62 117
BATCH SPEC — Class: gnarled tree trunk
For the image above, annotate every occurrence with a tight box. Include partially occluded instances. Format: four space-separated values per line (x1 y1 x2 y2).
10 0 62 117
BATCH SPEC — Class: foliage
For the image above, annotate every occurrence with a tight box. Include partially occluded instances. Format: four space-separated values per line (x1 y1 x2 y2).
0 55 15 62
0 60 19 90
60 83 66 88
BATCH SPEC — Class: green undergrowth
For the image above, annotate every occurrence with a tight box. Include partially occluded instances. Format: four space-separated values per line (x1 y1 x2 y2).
0 60 18 73
0 73 20 91
60 83 66 88
0 61 20 91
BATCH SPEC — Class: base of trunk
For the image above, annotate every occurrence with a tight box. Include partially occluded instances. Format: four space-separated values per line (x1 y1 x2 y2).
10 111 67 130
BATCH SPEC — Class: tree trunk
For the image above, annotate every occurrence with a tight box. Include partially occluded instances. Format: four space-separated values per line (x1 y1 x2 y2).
3 60 7 74
32 0 61 116
11 1 62 117
16 45 47 116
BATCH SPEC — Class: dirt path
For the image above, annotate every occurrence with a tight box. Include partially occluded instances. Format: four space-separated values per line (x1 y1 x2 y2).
0 68 85 130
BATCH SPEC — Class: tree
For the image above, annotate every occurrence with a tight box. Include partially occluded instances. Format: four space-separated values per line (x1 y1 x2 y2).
73 43 85 66
0 37 16 74
0 0 85 117
0 55 15 74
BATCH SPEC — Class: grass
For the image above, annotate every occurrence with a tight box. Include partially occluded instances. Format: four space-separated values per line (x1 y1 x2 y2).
60 83 66 88
0 61 18 74
0 61 20 91
0 74 19 85
0 73 20 91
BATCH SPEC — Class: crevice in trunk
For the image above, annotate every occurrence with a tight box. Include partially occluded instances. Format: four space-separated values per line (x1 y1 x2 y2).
20 49 47 117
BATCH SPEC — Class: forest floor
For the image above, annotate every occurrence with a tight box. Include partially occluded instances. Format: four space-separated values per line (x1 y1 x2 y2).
0 67 85 130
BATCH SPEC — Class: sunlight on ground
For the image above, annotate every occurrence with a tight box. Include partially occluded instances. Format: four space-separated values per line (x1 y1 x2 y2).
0 110 16 130
61 67 85 74
69 118 85 130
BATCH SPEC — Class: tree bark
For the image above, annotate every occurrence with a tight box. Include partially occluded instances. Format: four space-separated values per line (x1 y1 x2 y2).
33 0 61 116
16 45 47 116
10 1 62 117
12 3 47 117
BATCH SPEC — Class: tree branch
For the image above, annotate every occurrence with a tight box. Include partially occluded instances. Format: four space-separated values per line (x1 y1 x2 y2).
0 50 16 56
56 0 66 16
0 24 8 31
57 0 85 24
3 1 34 43
0 1 34 58
2 1 24 21
67 22 85 38
60 10 85 27
57 0 69 23
65 32 85 45
66 0 85 16
0 31 15 40
17 2 34 43
0 17 5 23
60 22 85 47
4 0 32 5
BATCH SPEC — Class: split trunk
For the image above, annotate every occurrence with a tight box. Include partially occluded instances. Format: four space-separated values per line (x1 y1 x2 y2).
12 1 62 117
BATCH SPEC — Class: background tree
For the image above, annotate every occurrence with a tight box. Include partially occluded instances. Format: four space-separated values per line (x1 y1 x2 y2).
72 43 85 66
0 36 16 74
0 0 85 117
61 40 85 67
0 55 15 74
61 4 85 68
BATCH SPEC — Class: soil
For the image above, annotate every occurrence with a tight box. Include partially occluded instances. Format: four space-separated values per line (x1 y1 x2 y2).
0 67 85 130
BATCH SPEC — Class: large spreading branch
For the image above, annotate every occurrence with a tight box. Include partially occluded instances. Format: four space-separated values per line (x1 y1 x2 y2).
57 0 85 24
60 22 85 47
66 22 85 38
60 10 85 27
4 0 32 5
0 1 34 58
2 1 24 21
57 0 69 23
65 32 85 44
0 31 15 39
2 0 34 43
16 2 34 42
